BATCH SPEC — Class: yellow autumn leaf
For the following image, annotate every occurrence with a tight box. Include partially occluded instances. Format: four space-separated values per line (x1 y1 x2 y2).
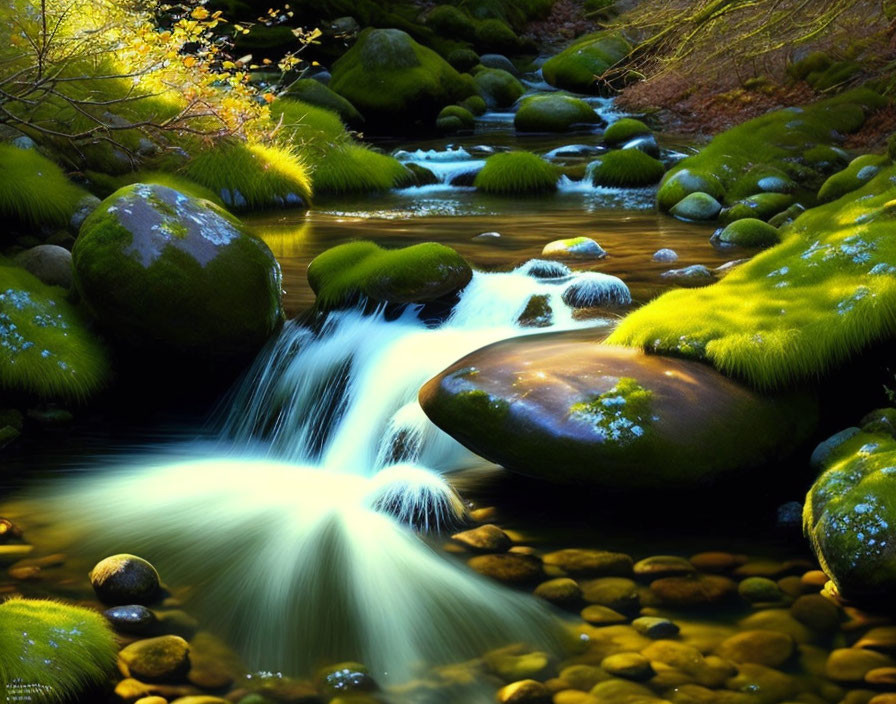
191 6 210 20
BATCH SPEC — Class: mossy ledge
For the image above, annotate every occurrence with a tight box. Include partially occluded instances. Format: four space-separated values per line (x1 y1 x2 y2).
610 162 896 390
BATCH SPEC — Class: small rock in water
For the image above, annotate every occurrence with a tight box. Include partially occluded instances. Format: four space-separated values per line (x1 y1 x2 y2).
601 652 654 681
468 553 543 583
14 245 73 289
652 248 678 262
473 231 501 240
716 629 795 667
580 577 640 611
738 576 784 603
104 604 157 635
118 635 190 682
790 594 841 632
826 648 896 682
542 237 606 260
689 551 747 572
580 604 628 625
561 273 631 308
90 554 161 605
650 573 736 607
451 524 512 553
633 555 695 580
517 259 572 279
632 616 680 638
715 258 749 275
622 135 661 158
496 679 550 703
661 264 714 286
517 294 553 328
542 549 633 577
534 577 582 606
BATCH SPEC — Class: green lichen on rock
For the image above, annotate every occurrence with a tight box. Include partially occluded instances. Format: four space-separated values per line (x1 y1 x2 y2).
715 218 780 248
804 431 896 599
307 240 473 309
181 139 312 211
73 183 283 358
474 152 558 195
514 94 599 133
569 377 653 445
0 598 117 702
719 193 795 224
610 162 896 389
603 118 651 147
818 154 890 204
655 89 885 212
0 261 108 402
329 28 472 129
437 105 476 132
281 78 364 127
473 67 525 108
0 143 88 231
541 32 632 94
670 192 722 221
311 145 412 195
590 149 666 188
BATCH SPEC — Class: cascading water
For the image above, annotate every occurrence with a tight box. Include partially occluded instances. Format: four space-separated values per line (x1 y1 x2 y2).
23 263 626 695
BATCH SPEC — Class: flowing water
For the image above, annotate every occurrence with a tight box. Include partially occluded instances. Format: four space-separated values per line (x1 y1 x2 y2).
0 76 813 700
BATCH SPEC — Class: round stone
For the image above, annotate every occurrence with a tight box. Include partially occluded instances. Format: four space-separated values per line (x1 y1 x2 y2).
541 237 606 260
633 555 695 580
468 553 543 583
738 577 783 603
580 604 628 625
104 604 157 635
496 679 551 703
580 577 640 611
542 549 633 577
790 594 841 632
650 574 736 607
652 248 678 262
631 616 680 639
90 554 161 606
826 648 896 682
118 635 190 682
534 578 582 606
451 524 512 553
689 552 746 572
600 652 654 681
15 245 73 289
716 630 795 667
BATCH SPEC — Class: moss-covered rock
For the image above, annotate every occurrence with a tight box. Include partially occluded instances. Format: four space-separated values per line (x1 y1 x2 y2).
590 150 666 188
474 152 558 195
803 145 850 175
727 165 797 201
474 18 519 53
473 68 525 108
447 47 480 73
656 89 885 212
610 163 896 389
719 193 795 224
0 261 109 402
459 94 488 116
603 118 651 147
311 145 411 195
0 598 117 702
806 60 862 91
670 192 722 221
818 154 890 204
714 219 780 248
514 94 599 133
307 240 472 310
425 5 476 41
788 51 832 81
437 105 476 133
420 336 816 488
541 32 632 94
804 431 896 599
73 184 283 358
329 28 472 130
181 139 311 212
281 78 364 127
0 143 89 231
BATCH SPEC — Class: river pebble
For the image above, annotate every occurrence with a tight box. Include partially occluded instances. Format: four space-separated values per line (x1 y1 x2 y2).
543 549 633 577
90 553 161 605
451 524 512 553
118 635 190 682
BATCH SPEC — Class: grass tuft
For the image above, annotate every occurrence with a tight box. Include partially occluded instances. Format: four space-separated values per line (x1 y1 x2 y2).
474 151 558 195
0 598 117 702
590 149 666 187
311 145 412 195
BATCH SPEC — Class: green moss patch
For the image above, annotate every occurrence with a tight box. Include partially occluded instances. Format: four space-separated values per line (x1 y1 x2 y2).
307 240 473 309
473 68 525 108
656 89 885 213
281 78 364 127
514 94 599 133
818 154 890 204
311 145 412 195
437 105 476 132
0 598 117 701
570 377 653 445
715 218 780 248
590 149 666 188
0 261 108 402
182 140 311 212
0 144 88 231
474 152 558 195
610 164 896 389
541 32 632 94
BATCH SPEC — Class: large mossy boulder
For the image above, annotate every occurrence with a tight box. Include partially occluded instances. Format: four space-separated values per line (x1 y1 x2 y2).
474 152 558 195
805 431 896 600
307 240 472 310
329 28 472 130
603 118 652 147
818 154 889 204
541 32 632 94
514 94 600 133
0 261 109 402
420 333 816 489
281 78 364 127
590 150 666 188
610 163 896 390
0 598 118 702
714 219 780 248
73 184 283 358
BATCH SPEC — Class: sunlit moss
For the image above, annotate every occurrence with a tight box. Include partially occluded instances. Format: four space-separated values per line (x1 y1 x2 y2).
182 139 312 211
541 32 632 93
474 151 558 195
610 164 896 389
281 79 364 127
0 598 117 702
818 154 890 204
270 99 350 144
590 149 666 187
0 261 109 401
0 144 88 230
570 377 653 445
311 145 412 195
603 118 651 146
514 94 599 133
86 170 225 206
